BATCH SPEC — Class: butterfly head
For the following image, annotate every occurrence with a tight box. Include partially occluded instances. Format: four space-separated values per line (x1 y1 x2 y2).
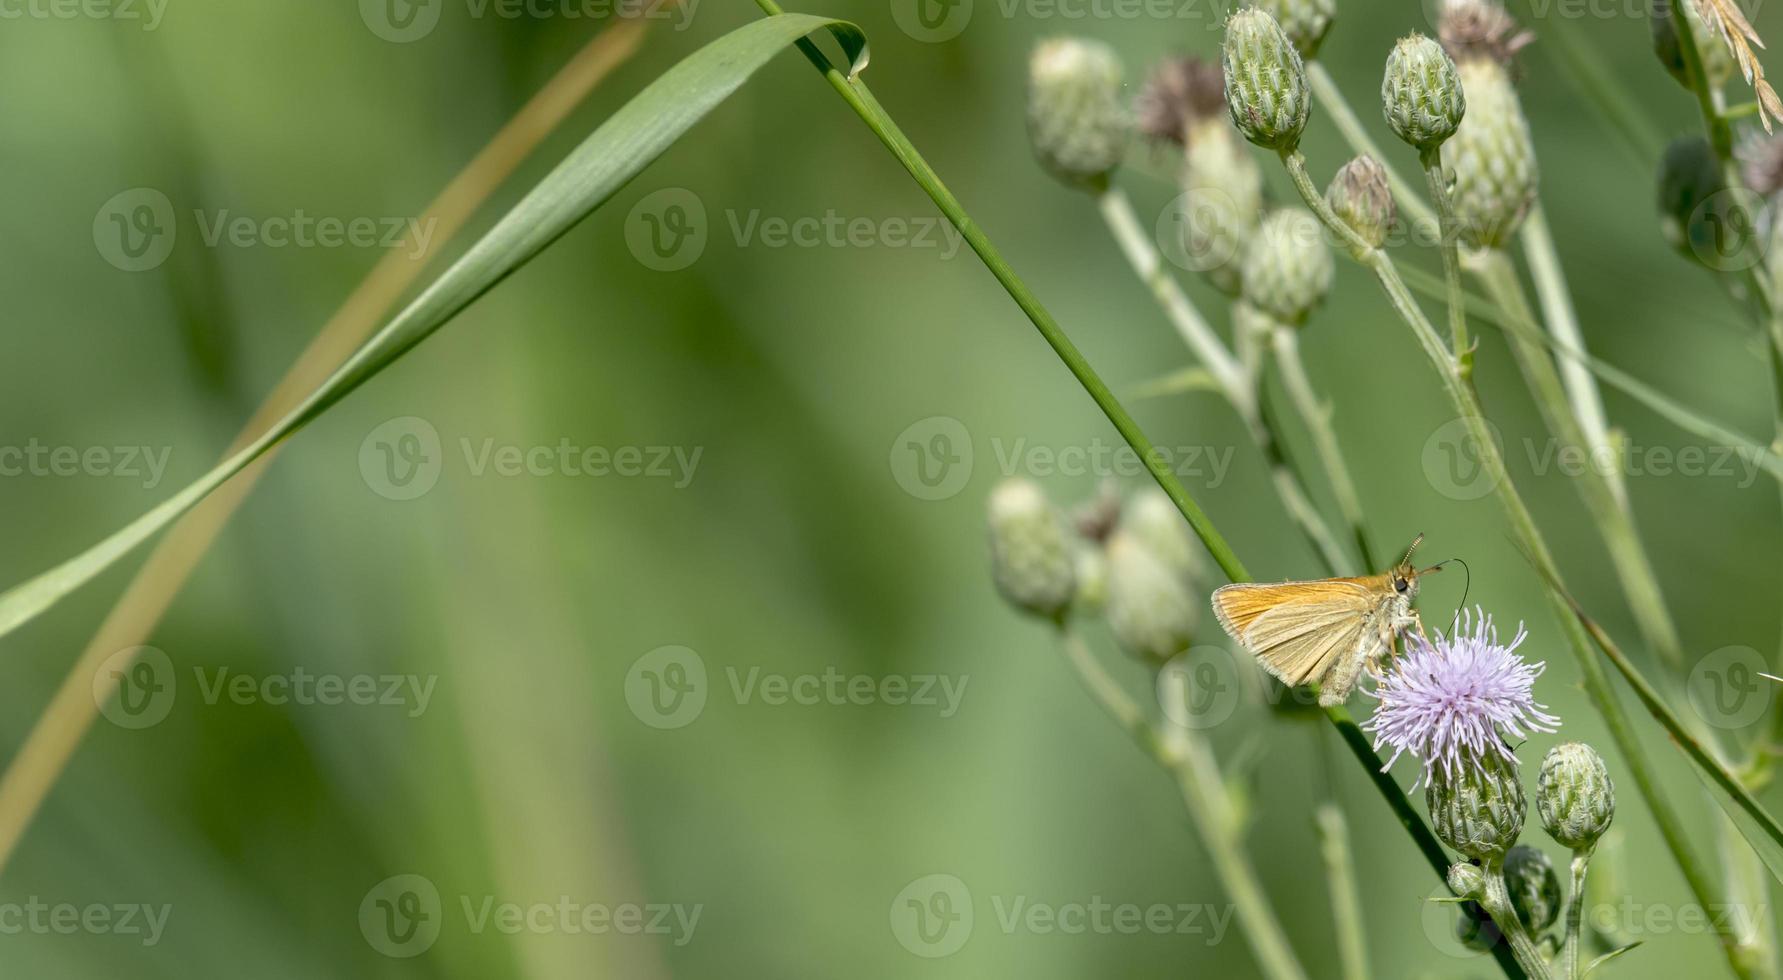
1390 532 1444 599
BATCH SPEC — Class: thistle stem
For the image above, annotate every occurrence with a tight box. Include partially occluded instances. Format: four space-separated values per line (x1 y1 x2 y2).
1096 186 1349 575
1420 146 1471 380
1519 207 1627 511
1281 151 1756 979
1561 849 1591 980
1271 325 1376 570
1482 862 1556 980
1472 249 1685 673
1059 628 1309 980
1315 803 1371 980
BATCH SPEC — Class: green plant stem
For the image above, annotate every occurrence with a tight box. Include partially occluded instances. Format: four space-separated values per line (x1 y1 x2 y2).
1482 862 1556 980
1305 60 1437 239
1096 187 1348 576
1060 628 1308 980
1281 148 1756 978
1315 803 1371 980
1561 849 1591 980
1271 325 1376 570
1472 248 1685 673
1520 208 1627 511
1420 146 1471 381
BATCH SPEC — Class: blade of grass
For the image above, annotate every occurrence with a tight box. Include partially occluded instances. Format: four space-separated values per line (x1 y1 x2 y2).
0 14 869 643
0 19 657 873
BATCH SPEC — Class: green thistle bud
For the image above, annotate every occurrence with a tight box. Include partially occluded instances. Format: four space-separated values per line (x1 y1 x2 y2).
1503 845 1562 934
1241 208 1333 326
1427 750 1526 863
1381 34 1466 152
1652 0 1734 92
1537 741 1615 851
1222 7 1311 152
1455 900 1503 952
1447 861 1486 898
1121 487 1205 586
1655 135 1760 269
987 478 1076 620
1105 529 1198 663
1027 38 1131 191
1326 155 1395 249
1180 118 1265 295
1447 58 1537 249
1252 0 1336 58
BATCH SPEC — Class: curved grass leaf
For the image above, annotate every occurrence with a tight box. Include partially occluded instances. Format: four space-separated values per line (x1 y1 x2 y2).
1401 263 1783 485
0 14 867 642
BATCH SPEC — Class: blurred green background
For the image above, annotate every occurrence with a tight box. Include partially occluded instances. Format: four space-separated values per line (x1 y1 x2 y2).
0 0 1778 975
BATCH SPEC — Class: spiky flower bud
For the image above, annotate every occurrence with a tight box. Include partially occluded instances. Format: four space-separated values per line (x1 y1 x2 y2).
1447 58 1537 249
1222 8 1311 152
1105 530 1198 663
1447 861 1486 898
1241 208 1333 326
1503 845 1562 933
1027 39 1131 190
1179 119 1266 294
1252 0 1336 58
987 478 1076 620
1326 155 1395 248
1537 741 1615 851
1651 0 1734 92
1427 749 1526 863
1382 34 1466 152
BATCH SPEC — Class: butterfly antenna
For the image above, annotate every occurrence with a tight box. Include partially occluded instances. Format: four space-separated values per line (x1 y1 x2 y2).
1440 558 1471 634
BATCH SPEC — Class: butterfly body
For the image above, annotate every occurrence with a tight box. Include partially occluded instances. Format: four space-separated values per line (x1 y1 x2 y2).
1210 538 1435 706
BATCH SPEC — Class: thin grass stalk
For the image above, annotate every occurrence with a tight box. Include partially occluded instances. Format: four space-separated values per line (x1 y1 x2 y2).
1482 861 1557 979
1471 250 1686 672
1097 186 1349 574
1279 149 1758 977
0 19 654 875
1314 803 1370 980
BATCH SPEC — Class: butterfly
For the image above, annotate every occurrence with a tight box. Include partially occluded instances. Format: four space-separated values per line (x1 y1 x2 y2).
1210 536 1443 706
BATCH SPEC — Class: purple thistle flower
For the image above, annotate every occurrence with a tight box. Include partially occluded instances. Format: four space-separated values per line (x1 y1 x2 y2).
1363 607 1560 788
